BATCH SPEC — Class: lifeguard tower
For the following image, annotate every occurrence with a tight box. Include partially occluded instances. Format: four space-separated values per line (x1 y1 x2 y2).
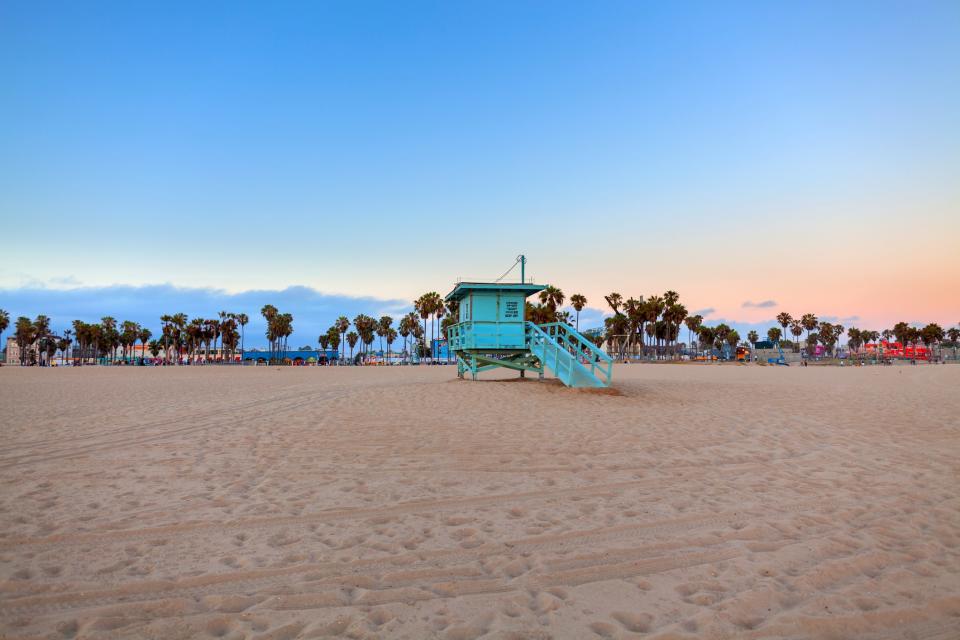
445 257 613 388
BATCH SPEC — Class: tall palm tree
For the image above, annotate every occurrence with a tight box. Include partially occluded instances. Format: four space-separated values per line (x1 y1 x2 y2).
569 294 587 330
377 315 393 361
684 315 703 353
664 301 687 357
138 328 152 364
789 320 803 353
800 314 818 350
159 315 172 364
622 297 643 354
747 330 759 352
386 327 398 363
336 316 350 362
170 313 188 364
33 315 52 364
14 316 36 365
61 328 73 365
346 331 359 361
776 312 793 349
326 326 341 363
234 313 249 360
415 295 430 359
646 296 664 357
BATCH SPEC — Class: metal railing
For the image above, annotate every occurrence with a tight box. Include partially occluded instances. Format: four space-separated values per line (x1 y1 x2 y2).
527 322 613 386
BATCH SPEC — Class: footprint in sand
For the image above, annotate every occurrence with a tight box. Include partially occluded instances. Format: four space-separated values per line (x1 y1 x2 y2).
588 621 618 637
610 611 653 633
204 617 237 637
55 619 79 638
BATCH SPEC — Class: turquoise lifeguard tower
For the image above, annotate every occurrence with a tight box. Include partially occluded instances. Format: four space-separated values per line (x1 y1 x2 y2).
445 257 613 388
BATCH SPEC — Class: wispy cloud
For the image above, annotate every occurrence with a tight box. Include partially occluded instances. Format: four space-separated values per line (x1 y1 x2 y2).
0 284 410 348
742 300 777 309
820 314 860 323
692 307 716 317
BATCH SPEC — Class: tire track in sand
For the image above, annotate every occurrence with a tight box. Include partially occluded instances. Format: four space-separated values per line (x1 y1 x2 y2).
0 499 831 617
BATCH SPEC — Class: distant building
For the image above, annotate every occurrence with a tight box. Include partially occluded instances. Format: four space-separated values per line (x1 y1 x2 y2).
5 337 38 365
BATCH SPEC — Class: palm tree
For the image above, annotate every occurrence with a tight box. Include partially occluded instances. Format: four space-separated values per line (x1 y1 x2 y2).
747 330 759 352
261 305 278 362
386 327 398 363
335 316 349 362
604 292 623 314
697 325 716 355
684 315 703 354
726 329 740 352
846 327 861 354
664 301 687 358
415 295 430 359
789 320 803 352
326 327 341 363
14 316 36 365
433 295 446 356
776 313 793 349
646 296 664 357
946 327 959 360
234 313 249 360
539 285 565 312
377 315 393 361
137 327 151 364
62 328 73 365
800 314 818 350
170 313 188 364
32 315 52 364
0 309 9 361
318 333 330 357
623 297 643 354
346 331 359 361
767 327 782 345
921 323 945 361
570 294 587 331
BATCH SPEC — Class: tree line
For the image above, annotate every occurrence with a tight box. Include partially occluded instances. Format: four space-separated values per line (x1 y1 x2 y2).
0 310 250 366
1 297 957 366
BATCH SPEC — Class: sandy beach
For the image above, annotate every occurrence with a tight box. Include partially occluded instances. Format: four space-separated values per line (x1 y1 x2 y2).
1 364 958 639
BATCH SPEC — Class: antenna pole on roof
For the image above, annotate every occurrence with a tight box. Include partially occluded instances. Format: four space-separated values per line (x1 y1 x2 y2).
519 254 526 283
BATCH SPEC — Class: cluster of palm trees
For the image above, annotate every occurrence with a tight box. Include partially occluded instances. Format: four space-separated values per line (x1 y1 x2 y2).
325 314 382 363
258 306 292 363
3 297 958 367
155 312 249 364
0 309 253 366
601 291 689 358
316 310 428 364
761 313 955 360
4 313 72 366
70 318 153 365
844 323 950 357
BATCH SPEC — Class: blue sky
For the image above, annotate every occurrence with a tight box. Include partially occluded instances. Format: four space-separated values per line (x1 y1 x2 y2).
1 1 958 345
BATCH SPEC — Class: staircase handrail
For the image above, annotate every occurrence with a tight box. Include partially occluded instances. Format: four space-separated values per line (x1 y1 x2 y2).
537 322 613 365
525 322 613 386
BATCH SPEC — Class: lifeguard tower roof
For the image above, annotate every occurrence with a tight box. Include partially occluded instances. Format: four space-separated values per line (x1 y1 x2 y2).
445 281 545 302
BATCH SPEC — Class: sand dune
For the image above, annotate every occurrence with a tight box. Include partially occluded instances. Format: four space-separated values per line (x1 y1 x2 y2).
1 364 958 639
